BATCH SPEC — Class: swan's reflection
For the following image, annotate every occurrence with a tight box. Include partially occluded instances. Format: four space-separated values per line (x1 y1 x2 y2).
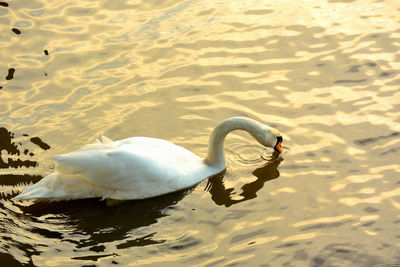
206 151 283 207
10 152 281 255
20 188 192 250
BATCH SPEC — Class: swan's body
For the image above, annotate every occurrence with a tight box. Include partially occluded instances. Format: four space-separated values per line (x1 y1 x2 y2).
14 117 282 201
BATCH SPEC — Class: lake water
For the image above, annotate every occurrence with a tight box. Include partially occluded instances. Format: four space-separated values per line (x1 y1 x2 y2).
1 0 400 266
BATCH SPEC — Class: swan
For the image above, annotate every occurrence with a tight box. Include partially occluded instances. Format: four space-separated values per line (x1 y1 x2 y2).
13 117 283 201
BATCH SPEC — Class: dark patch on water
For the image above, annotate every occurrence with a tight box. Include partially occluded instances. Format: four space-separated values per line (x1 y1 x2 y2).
362 221 375 227
334 79 367 84
30 137 51 150
380 147 399 156
354 132 399 146
0 128 22 165
116 233 165 249
312 257 325 266
368 33 380 38
5 68 15 80
44 50 49 55
379 71 392 77
89 245 105 252
71 253 118 262
347 65 361 73
335 248 351 253
280 164 306 170
0 174 42 185
364 206 379 213
11 28 21 35
300 220 353 231
244 9 274 15
0 127 50 169
293 249 308 261
277 242 298 248
230 229 266 244
169 240 201 250
0 253 20 266
312 244 384 266
31 227 63 239
0 158 37 169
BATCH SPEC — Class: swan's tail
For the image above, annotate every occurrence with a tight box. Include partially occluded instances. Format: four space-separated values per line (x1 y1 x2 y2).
13 172 106 201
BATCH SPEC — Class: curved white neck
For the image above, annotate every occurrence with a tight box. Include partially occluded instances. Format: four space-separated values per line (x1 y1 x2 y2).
204 117 269 167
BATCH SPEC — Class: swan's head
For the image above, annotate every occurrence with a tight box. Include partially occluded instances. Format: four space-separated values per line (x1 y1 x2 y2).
254 126 283 153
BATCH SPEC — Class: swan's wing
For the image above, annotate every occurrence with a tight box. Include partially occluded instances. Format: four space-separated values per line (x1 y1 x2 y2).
54 146 113 175
53 139 186 191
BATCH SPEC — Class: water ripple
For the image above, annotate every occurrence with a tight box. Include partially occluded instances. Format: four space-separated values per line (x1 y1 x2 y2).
0 0 400 265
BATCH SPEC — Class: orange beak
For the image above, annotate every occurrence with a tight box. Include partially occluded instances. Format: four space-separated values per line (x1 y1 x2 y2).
274 136 283 153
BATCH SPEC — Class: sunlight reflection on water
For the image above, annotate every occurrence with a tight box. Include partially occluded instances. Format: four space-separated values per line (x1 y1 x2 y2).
0 0 400 265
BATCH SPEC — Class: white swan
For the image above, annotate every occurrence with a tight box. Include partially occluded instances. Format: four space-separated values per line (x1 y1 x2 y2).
13 117 283 201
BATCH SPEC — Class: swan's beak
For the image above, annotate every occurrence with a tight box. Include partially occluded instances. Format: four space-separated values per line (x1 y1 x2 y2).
274 136 283 153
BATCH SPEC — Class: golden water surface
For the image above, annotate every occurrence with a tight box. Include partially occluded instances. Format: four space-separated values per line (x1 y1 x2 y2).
1 0 400 266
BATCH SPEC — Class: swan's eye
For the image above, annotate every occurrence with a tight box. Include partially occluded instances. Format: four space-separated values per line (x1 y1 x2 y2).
274 136 283 153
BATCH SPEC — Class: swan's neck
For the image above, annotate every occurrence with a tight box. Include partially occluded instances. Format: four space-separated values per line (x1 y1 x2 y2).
204 117 267 167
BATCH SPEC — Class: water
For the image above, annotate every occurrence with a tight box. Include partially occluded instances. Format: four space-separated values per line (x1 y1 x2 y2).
1 0 400 266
